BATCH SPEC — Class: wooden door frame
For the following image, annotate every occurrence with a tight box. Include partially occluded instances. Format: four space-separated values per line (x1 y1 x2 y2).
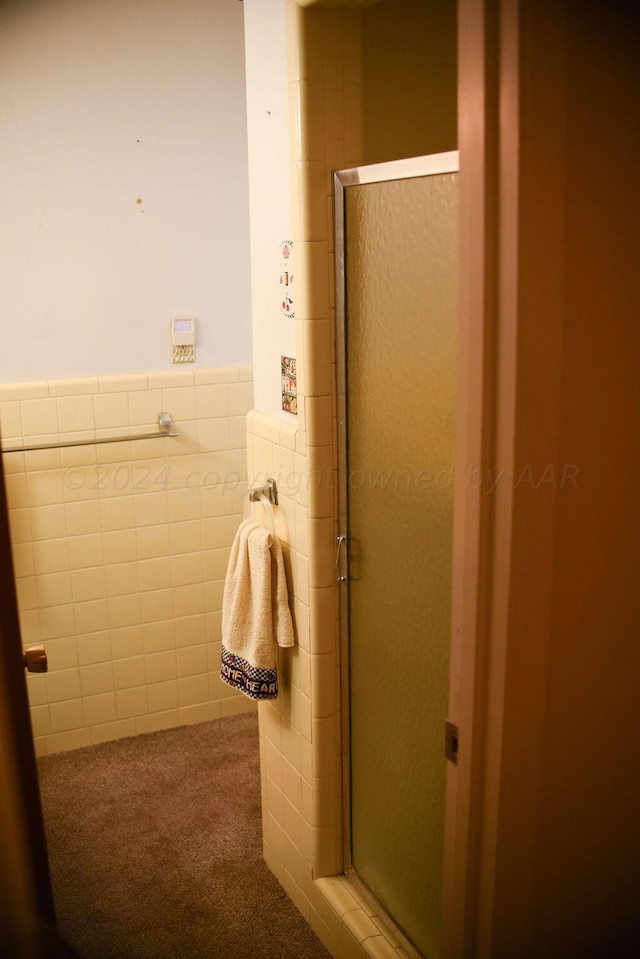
443 0 570 955
442 0 517 955
0 444 55 953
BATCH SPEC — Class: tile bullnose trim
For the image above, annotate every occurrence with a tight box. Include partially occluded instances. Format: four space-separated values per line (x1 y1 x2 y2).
313 875 414 959
0 382 51 401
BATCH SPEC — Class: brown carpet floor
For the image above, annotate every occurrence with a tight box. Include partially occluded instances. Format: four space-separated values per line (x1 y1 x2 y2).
36 713 331 959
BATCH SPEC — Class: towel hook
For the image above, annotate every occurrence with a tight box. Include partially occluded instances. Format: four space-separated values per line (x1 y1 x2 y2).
249 478 278 506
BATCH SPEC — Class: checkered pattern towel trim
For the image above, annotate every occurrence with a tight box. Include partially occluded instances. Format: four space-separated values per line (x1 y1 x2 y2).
220 645 278 700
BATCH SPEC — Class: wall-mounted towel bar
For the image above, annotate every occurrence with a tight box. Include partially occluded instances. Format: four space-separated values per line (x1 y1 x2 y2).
249 478 278 505
0 412 178 454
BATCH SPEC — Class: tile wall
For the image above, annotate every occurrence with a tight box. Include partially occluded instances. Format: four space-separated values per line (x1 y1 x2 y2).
248 4 416 957
269 0 356 890
0 366 256 755
247 408 340 877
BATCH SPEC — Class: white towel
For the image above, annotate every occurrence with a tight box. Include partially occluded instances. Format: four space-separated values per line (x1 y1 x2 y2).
220 519 294 700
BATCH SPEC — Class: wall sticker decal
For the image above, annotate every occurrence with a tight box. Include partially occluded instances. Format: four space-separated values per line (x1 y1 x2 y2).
281 356 297 414
279 240 294 318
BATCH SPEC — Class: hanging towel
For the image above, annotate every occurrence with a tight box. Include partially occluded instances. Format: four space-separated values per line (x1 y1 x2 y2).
220 519 295 700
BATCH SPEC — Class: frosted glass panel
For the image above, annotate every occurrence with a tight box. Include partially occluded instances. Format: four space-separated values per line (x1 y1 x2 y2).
346 172 457 959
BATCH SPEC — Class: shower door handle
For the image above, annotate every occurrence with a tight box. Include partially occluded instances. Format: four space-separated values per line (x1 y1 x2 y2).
336 535 348 582
23 644 48 673
336 535 359 582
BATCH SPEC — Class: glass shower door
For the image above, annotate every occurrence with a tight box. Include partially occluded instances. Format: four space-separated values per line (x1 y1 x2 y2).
336 154 458 959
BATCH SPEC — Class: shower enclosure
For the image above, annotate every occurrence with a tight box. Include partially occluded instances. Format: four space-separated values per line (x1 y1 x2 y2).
334 153 458 958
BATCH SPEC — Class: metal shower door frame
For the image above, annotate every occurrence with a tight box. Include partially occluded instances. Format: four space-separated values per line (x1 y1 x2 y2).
333 151 460 956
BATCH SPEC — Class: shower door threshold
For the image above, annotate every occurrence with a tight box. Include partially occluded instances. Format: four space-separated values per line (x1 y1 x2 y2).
314 873 424 959
345 869 425 959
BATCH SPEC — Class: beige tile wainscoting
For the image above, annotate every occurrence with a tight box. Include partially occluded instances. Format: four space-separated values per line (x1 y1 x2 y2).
0 366 255 755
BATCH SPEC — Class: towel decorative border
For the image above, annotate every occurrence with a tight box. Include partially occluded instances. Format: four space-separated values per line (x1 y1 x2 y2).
220 645 278 700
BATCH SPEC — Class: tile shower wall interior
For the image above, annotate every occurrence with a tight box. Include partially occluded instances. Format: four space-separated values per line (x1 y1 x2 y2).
0 367 255 755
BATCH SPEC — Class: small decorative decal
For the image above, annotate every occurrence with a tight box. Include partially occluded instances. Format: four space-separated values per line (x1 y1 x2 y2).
281 356 297 414
279 240 294 318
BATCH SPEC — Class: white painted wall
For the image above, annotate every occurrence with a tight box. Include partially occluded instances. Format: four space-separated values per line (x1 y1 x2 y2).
243 0 295 419
0 0 252 382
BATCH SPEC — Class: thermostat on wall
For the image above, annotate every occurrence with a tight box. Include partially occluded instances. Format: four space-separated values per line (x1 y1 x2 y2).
171 316 195 363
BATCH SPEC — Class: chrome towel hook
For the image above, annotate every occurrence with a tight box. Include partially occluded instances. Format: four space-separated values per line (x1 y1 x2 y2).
248 477 278 506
